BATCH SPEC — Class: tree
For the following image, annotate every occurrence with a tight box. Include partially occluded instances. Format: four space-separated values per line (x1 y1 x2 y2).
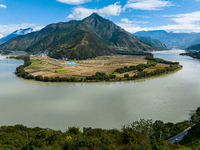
44 76 50 82
35 75 43 81
124 74 129 78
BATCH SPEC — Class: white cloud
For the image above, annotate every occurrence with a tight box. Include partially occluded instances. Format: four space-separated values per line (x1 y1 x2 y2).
117 11 200 33
67 2 122 20
0 4 7 8
56 0 92 5
121 18 148 24
132 15 149 18
117 22 154 33
0 23 44 38
166 11 200 25
124 0 173 10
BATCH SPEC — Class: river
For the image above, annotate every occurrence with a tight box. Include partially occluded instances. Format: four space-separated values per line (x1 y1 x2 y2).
0 49 200 131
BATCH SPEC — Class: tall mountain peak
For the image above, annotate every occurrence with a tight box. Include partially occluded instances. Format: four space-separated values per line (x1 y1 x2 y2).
0 14 157 54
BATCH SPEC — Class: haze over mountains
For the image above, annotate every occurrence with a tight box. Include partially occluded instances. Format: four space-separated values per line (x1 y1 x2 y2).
0 28 34 44
134 30 200 49
0 13 167 59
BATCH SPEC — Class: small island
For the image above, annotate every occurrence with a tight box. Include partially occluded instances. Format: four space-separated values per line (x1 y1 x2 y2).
12 53 182 82
180 51 200 59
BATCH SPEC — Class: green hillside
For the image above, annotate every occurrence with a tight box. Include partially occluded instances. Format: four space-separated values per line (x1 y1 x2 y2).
26 28 115 59
0 20 80 51
0 13 157 58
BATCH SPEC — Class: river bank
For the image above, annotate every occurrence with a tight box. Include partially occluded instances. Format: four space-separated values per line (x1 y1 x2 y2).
1 49 199 132
12 54 182 83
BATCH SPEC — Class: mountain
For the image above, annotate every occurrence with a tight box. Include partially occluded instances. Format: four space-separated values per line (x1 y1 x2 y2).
0 13 157 58
0 28 34 44
134 30 200 48
26 28 115 59
186 43 200 50
133 35 168 50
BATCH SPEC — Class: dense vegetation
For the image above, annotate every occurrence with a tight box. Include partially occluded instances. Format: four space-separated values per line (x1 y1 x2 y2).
180 51 200 59
15 55 32 78
115 51 151 56
2 105 200 149
114 60 157 73
0 120 190 150
179 107 200 149
133 64 179 79
86 72 110 81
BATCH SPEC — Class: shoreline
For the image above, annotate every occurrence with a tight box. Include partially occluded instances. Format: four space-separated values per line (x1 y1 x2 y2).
13 54 182 83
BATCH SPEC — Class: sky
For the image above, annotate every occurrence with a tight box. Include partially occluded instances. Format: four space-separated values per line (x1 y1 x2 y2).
1 0 200 38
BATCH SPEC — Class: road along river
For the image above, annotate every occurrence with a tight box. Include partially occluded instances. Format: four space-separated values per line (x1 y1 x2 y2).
0 49 200 131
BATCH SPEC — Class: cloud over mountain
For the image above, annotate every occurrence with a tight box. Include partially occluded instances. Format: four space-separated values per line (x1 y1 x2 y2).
0 23 44 39
56 0 92 5
67 2 122 19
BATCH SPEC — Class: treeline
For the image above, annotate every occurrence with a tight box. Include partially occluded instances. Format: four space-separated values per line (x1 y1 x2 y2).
0 120 188 150
15 55 32 78
114 55 179 74
86 63 180 82
86 72 110 81
30 75 84 82
133 64 180 79
115 51 152 55
146 54 179 65
114 60 157 73
180 51 200 59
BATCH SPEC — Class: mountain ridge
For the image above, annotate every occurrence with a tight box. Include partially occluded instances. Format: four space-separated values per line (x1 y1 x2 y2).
0 13 158 58
0 28 34 44
134 30 200 48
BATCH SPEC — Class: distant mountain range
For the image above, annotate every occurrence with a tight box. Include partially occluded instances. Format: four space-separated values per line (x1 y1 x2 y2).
0 28 34 44
134 30 200 49
133 35 168 50
0 13 167 59
186 43 200 50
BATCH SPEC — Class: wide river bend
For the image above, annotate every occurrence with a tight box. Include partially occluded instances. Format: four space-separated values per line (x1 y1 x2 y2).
0 49 200 131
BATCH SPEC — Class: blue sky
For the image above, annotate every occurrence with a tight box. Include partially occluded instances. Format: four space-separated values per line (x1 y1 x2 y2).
0 0 200 38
